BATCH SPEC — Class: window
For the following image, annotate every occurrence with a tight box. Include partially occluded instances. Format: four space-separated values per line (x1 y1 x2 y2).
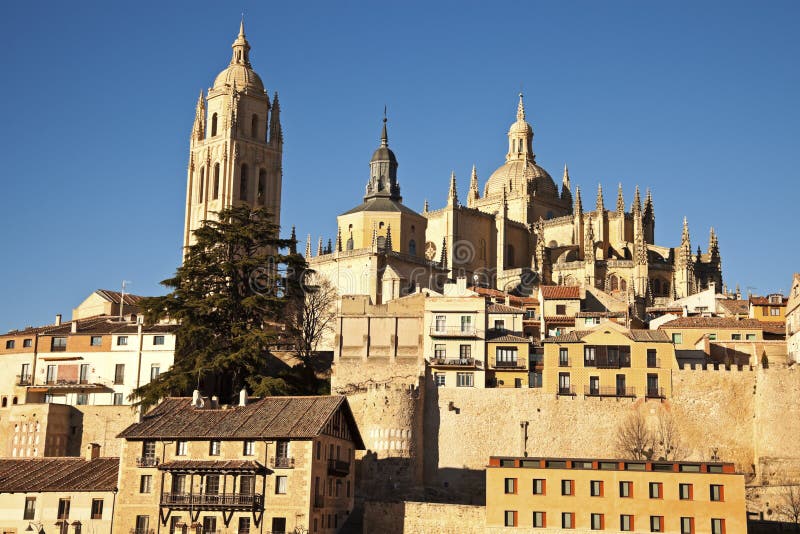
23 338 32 347
79 364 90 383
153 335 165 345
51 336 67 351
459 344 471 360
198 168 205 202
672 333 683 344
171 474 186 493
532 511 546 528
562 512 574 529
204 475 219 494
434 373 445 387
257 170 267 204
494 319 505 331
176 441 187 456
150 365 160 380
57 498 70 519
556 304 566 315
532 479 545 495
76 393 88 405
504 478 517 494
202 517 216 534
561 479 574 496
710 484 724 501
649 481 663 499
90 335 102 346
559 348 569 366
434 344 446 359
680 517 694 534
142 441 156 458
213 163 220 199
590 480 603 497
209 440 221 456
620 514 633 531
5 340 14 349
238 517 251 534
584 346 596 366
435 314 445 332
504 511 517 527
746 333 756 340
140 474 152 493
24 496 36 520
211 113 218 136
558 372 571 395
240 475 255 495
240 164 249 200
647 349 657 368
591 513 604 530
243 440 255 456
650 515 664 532
117 336 128 346
136 516 150 533
585 317 599 326
408 239 416 256
113 393 124 405
731 333 741 340
114 364 125 384
456 372 473 387
276 440 289 459
679 483 693 500
771 307 781 316
711 518 725 534
496 347 518 365
460 315 473 333
619 480 632 497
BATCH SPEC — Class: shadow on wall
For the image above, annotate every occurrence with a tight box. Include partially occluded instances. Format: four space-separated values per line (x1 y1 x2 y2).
747 519 800 533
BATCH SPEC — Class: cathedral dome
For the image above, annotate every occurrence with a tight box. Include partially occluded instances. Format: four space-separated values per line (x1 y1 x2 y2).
483 159 559 198
213 64 265 94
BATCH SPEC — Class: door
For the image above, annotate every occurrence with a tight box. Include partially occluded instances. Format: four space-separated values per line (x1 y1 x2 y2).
271 518 286 534
589 376 599 395
46 365 56 384
616 374 626 396
648 374 659 397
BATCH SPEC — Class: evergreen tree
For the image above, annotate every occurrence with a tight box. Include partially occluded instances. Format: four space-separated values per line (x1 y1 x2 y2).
130 205 314 410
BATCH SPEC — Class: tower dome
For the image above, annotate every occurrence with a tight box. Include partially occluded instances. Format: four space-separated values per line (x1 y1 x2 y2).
483 94 558 199
212 20 265 94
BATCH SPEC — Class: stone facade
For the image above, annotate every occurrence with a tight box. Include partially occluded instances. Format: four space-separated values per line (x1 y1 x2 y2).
787 273 800 362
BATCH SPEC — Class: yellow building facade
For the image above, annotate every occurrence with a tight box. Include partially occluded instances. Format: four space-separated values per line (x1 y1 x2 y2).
543 323 676 399
486 456 746 532
658 317 764 350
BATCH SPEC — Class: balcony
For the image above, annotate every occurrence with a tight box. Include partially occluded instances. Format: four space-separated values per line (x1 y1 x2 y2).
136 456 160 468
16 374 31 386
557 386 576 397
646 387 666 399
429 326 480 337
558 359 570 367
50 345 67 352
494 360 526 370
328 459 351 477
584 386 637 398
430 357 479 368
313 494 325 508
160 492 263 509
647 356 661 369
269 456 294 469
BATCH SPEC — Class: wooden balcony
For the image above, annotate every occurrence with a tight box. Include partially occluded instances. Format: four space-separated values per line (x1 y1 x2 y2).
328 459 351 477
269 456 294 469
160 492 263 510
430 357 479 369
584 386 636 398
136 456 160 468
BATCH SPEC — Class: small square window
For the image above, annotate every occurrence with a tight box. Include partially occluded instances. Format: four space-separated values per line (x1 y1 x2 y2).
243 440 255 456
731 333 741 340
672 333 683 344
6 340 15 349
90 336 102 346
76 393 88 405
556 304 567 315
708 333 717 341
139 475 152 493
532 479 545 495
113 393 124 405
746 333 756 341
209 440 220 456
117 336 128 346
23 338 32 348
176 441 187 456
504 478 516 494
153 335 165 345
434 373 445 386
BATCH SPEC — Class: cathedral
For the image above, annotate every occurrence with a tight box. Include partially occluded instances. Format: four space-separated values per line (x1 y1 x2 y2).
183 21 283 250
308 94 723 310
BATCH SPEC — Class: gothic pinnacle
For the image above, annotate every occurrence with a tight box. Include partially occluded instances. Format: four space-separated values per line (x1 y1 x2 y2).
448 171 458 206
616 183 625 213
596 183 604 212
380 107 389 148
305 234 311 258
644 188 654 221
517 92 526 122
632 185 641 214
385 225 393 252
317 236 323 256
574 185 582 214
423 199 429 213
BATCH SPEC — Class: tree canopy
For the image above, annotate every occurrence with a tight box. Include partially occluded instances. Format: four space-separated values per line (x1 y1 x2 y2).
130 205 323 410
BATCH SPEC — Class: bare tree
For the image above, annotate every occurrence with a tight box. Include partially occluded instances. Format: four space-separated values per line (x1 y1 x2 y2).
287 272 338 362
777 484 800 525
615 410 655 460
655 408 685 461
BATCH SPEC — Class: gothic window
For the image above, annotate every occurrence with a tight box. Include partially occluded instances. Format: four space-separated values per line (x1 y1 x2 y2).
620 279 627 291
258 169 266 203
507 245 515 267
346 237 354 251
409 240 417 256
211 113 218 137
609 274 618 291
198 168 205 203
240 164 249 201
213 163 220 200
251 114 259 139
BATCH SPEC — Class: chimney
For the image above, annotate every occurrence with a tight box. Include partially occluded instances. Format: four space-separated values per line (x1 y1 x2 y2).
55 314 62 326
239 388 248 407
71 321 78 334
456 276 467 293
210 395 219 408
85 442 100 461
192 389 201 407
505 295 510 306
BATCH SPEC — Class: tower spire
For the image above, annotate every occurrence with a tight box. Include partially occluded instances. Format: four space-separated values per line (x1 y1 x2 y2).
269 92 282 145
447 171 458 207
632 185 641 215
561 163 573 205
643 188 654 221
192 90 206 141
290 225 297 254
381 106 388 147
305 234 311 258
468 164 480 206
517 92 526 121
596 183 605 212
230 18 251 67
616 183 625 213
574 185 583 214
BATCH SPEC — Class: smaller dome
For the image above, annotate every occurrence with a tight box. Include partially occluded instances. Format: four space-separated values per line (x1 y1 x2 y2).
509 118 532 136
213 64 264 94
371 146 397 164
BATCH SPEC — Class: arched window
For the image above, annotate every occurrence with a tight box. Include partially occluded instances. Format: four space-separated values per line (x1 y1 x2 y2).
346 237 354 251
1 397 6 408
609 274 618 291
258 169 266 204
211 113 218 137
251 114 259 139
213 163 220 200
198 168 205 203
409 239 417 256
240 164 249 201
620 279 627 291
12 397 17 405
506 244 515 267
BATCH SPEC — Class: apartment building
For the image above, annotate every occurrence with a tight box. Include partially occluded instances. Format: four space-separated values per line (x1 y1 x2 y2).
543 322 677 399
658 317 763 349
0 445 118 533
749 293 787 323
486 456 746 532
115 393 364 534
539 285 582 339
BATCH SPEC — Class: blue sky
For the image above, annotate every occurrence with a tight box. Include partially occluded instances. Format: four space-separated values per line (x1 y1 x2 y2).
0 1 798 331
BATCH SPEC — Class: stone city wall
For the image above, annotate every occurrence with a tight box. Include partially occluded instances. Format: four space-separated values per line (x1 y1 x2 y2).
363 501 485 534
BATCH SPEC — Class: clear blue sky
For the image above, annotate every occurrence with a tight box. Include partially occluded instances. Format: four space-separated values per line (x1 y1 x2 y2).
1 1 798 331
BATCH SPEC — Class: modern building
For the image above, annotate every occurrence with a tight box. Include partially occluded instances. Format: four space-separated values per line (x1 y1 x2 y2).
0 445 118 534
486 456 746 532
184 20 283 251
115 393 364 534
543 322 677 399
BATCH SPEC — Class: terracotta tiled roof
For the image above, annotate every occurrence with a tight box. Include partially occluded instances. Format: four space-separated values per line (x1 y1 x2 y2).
758 321 786 336
659 317 763 329
487 304 524 314
750 296 787 306
646 306 684 314
576 311 626 318
95 289 144 306
627 330 671 342
543 331 592 343
468 286 538 305
717 299 749 316
4 317 176 337
158 460 264 472
544 316 576 325
540 285 581 299
118 396 365 449
486 331 530 343
544 329 670 343
0 457 119 492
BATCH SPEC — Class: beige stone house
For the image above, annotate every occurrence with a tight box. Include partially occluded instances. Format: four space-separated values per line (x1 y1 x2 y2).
115 394 363 534
788 273 800 362
0 445 118 534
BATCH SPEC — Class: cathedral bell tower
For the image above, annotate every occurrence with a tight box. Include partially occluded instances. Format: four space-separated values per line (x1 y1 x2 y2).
183 20 283 251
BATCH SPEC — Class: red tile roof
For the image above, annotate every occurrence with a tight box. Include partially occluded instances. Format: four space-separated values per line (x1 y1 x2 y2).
95 289 144 306
540 286 581 299
717 299 749 316
659 317 763 329
118 396 365 448
750 296 788 306
468 286 538 305
3 317 177 337
544 328 670 343
158 460 263 472
487 304 524 314
544 316 577 325
0 457 119 492
486 332 531 343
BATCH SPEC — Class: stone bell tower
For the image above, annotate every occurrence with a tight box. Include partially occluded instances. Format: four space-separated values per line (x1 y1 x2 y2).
183 20 283 251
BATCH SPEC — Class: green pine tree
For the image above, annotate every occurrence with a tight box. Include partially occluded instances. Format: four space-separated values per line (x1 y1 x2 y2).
130 205 318 410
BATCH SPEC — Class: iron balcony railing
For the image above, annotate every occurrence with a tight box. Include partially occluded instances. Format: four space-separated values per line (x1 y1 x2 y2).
41 378 91 386
160 492 263 508
269 456 294 469
313 494 325 508
50 345 67 352
646 387 666 399
328 458 351 477
16 374 31 386
429 325 480 337
495 360 525 369
430 357 478 368
136 456 160 467
558 359 570 367
584 386 637 398
557 386 576 396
